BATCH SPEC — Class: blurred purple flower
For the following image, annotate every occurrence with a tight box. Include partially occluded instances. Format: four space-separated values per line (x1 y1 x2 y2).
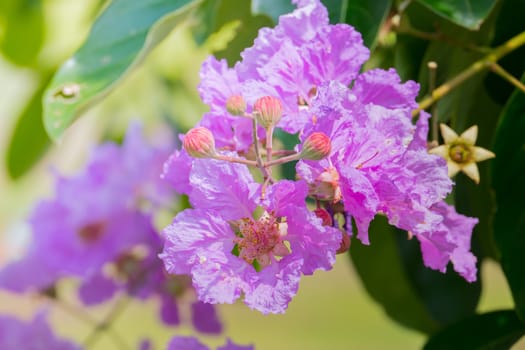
0 312 81 350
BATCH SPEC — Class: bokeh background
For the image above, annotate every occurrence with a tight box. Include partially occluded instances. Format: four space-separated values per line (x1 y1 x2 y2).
1 0 523 349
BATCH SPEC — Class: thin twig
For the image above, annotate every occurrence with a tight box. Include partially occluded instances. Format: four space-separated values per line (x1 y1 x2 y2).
413 31 525 117
490 63 525 94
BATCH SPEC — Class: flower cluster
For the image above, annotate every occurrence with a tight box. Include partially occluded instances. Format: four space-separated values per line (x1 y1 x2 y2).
160 0 479 316
0 123 222 334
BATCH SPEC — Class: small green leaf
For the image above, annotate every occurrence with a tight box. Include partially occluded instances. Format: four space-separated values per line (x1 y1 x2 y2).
6 73 52 179
350 216 440 334
322 0 392 48
251 0 294 24
492 73 525 323
416 0 497 30
423 310 525 350
43 0 203 140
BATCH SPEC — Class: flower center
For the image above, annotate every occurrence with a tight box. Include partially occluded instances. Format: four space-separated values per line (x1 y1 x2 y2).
449 143 471 163
232 212 290 270
77 221 106 243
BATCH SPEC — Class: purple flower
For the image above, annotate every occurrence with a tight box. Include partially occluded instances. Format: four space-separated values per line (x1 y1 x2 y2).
160 158 341 314
417 202 478 282
0 312 81 350
167 336 253 350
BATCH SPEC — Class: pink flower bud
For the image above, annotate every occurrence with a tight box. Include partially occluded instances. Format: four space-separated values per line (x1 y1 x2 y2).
226 95 246 116
300 132 331 160
314 208 333 227
253 96 282 128
183 127 216 158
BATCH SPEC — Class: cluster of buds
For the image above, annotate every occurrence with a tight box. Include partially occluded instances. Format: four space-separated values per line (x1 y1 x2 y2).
183 96 331 167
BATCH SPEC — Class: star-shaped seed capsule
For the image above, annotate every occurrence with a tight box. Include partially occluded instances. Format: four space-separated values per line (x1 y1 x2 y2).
429 124 495 184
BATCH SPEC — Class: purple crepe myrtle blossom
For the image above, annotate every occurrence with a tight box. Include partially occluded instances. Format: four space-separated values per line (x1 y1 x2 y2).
0 312 81 350
417 201 478 283
160 158 341 314
167 336 254 350
195 0 369 151
295 74 477 281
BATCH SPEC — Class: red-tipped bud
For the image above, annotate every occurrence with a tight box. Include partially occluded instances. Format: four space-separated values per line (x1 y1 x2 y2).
314 208 333 227
337 232 351 254
226 95 246 116
183 127 216 158
300 132 331 160
253 96 282 128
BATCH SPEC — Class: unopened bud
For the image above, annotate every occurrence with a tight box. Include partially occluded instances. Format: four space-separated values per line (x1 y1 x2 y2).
337 232 351 254
183 127 216 158
300 132 331 160
314 208 333 227
253 96 282 128
226 95 246 116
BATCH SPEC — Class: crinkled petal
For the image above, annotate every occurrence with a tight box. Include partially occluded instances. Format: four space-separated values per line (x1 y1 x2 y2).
338 166 379 245
282 205 340 274
162 148 193 195
352 68 419 110
242 258 302 314
189 157 257 220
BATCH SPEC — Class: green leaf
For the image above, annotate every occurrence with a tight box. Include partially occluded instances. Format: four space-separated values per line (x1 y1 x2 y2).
492 73 525 323
395 232 481 326
251 0 294 24
0 0 46 66
321 0 392 48
43 0 203 140
416 0 497 30
351 215 481 334
6 73 52 179
350 216 440 334
192 0 273 65
423 310 525 350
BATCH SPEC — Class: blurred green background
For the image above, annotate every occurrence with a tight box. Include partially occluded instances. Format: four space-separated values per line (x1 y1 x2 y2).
1 0 524 349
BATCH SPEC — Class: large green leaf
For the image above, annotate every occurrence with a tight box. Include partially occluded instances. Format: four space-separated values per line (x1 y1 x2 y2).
251 0 294 24
321 0 392 48
190 0 273 65
6 73 52 179
0 0 45 67
416 0 497 30
424 310 525 350
492 73 525 322
351 215 481 334
350 216 440 334
43 0 203 140
395 232 481 326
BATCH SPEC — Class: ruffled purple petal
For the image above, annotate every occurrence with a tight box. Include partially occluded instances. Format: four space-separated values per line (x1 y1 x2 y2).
191 301 222 334
167 336 209 350
217 339 254 350
189 158 257 220
0 312 81 350
160 294 180 326
78 272 119 305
